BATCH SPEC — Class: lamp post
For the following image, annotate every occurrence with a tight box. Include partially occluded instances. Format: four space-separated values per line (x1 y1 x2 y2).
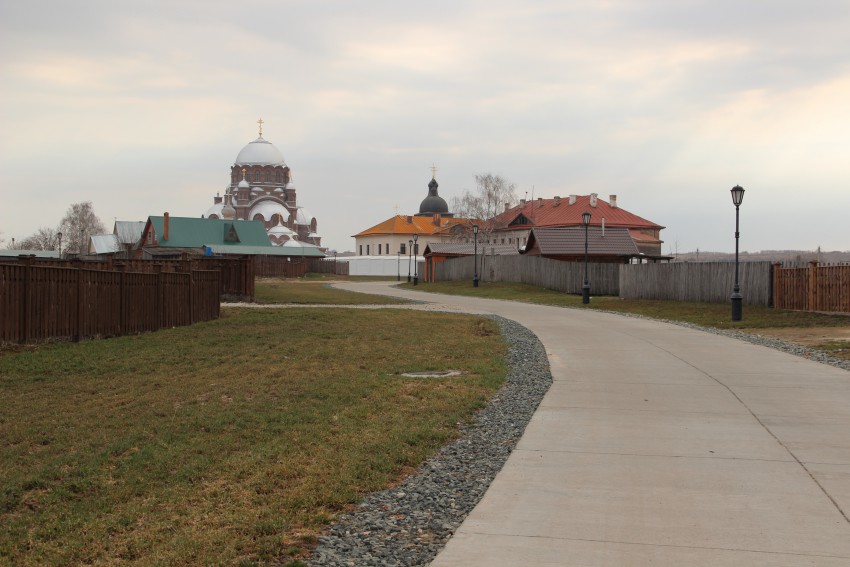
730 185 745 321
413 234 419 285
582 211 591 304
408 239 413 282
57 231 62 256
472 224 479 287
397 250 400 282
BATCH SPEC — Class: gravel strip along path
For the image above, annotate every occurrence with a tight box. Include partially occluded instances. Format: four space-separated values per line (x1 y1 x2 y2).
308 317 553 567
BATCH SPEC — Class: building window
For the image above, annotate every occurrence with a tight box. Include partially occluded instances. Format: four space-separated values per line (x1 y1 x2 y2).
400 243 406 254
366 245 370 255
378 244 382 255
359 245 363 255
276 172 281 183
386 243 389 255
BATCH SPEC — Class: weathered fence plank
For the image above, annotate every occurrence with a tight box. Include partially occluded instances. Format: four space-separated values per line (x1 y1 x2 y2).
0 263 222 345
618 262 772 305
434 256 780 306
435 255 621 295
774 263 850 313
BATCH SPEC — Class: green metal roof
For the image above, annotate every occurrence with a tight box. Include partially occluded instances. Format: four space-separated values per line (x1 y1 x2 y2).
147 216 272 248
204 244 325 257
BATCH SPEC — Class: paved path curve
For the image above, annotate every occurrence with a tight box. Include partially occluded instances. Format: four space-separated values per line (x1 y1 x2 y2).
332 282 850 567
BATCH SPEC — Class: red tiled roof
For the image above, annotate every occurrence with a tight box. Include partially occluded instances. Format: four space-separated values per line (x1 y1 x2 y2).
493 195 663 231
627 229 661 243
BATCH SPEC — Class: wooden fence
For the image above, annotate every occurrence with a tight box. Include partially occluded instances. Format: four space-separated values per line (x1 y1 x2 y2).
774 262 850 313
435 255 621 295
0 261 221 345
619 262 773 306
253 257 349 278
308 258 350 276
0 255 254 301
254 257 310 278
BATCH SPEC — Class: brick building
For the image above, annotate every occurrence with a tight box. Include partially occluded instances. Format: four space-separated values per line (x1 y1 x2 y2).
204 121 321 248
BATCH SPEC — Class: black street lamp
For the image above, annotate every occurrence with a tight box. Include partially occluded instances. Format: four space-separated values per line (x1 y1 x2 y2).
397 250 400 282
730 185 745 321
582 211 591 304
413 234 419 285
407 239 413 283
472 224 479 287
57 231 62 256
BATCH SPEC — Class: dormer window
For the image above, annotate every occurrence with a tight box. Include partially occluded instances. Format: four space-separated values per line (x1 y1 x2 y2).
224 224 240 243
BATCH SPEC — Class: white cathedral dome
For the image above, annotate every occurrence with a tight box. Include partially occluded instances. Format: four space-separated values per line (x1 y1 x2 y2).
205 202 224 219
269 223 295 237
235 136 286 166
249 200 290 222
294 207 314 226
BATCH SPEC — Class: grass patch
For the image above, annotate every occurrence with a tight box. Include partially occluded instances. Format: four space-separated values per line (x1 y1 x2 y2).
255 278 407 305
0 308 505 565
404 280 850 331
302 273 398 282
809 340 850 361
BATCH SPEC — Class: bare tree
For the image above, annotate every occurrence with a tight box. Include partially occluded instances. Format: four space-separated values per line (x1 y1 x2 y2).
59 201 106 255
452 173 518 239
18 227 61 251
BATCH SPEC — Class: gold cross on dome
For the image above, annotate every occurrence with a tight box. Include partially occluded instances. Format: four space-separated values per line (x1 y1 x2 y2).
430 163 438 179
257 118 264 136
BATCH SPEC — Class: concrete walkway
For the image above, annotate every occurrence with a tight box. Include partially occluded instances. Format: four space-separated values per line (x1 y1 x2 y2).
332 282 850 567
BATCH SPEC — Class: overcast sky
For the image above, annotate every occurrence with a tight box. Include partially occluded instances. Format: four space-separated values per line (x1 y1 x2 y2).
2 0 849 253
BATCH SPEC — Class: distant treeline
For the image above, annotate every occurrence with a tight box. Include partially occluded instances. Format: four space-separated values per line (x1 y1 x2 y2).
673 250 850 265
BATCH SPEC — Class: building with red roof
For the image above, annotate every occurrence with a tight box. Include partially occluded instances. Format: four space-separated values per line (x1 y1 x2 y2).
488 193 665 258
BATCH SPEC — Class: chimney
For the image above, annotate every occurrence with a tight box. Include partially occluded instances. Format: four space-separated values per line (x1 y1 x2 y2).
537 197 543 207
609 195 618 208
568 194 576 205
519 198 526 207
434 214 441 226
553 196 561 206
504 202 511 212
407 215 413 224
163 212 170 241
590 193 598 207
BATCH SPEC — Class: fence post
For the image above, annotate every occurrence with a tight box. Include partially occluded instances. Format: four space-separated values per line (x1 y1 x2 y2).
189 270 195 324
74 258 84 341
154 263 163 331
20 255 34 343
770 263 780 308
116 262 126 336
808 261 818 311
